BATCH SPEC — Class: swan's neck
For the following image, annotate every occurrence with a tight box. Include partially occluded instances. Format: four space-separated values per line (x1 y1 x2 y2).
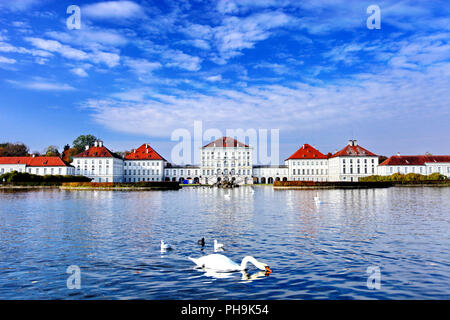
240 256 259 270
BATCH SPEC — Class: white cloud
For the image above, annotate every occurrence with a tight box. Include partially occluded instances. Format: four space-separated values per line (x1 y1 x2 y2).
81 34 450 139
0 56 16 64
212 12 294 63
91 50 120 68
0 0 41 11
24 37 120 67
7 79 76 91
71 68 88 77
0 40 53 57
124 57 162 75
82 1 145 20
46 29 129 49
163 50 202 71
206 75 222 82
25 37 89 60
254 62 290 74
179 39 211 50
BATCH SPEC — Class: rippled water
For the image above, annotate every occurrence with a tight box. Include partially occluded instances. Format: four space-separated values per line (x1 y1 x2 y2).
0 186 449 299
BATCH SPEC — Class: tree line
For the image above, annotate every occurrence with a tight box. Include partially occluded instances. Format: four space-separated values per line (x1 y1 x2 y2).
0 134 112 163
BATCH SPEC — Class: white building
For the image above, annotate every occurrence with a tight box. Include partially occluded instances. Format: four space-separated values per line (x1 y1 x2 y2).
199 137 253 185
378 154 450 177
328 140 378 182
72 140 123 182
0 156 74 176
252 165 288 184
124 143 166 182
164 165 201 183
286 144 329 182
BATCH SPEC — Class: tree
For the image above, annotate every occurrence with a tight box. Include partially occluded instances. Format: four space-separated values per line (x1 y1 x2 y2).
45 145 60 157
72 135 98 154
378 155 388 164
0 142 29 156
115 150 131 158
62 148 78 163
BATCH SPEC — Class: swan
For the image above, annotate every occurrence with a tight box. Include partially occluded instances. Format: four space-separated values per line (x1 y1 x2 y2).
213 239 225 252
189 254 272 273
160 240 172 252
314 193 321 204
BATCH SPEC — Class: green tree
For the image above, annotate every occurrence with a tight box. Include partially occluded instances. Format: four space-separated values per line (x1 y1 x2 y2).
45 145 60 157
0 142 29 156
72 135 98 154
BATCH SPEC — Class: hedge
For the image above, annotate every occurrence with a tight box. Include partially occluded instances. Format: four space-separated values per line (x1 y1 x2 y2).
0 171 91 185
360 172 449 183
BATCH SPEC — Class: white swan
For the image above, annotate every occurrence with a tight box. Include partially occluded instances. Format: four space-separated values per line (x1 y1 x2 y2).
314 193 321 205
214 239 225 252
160 240 172 252
189 254 271 273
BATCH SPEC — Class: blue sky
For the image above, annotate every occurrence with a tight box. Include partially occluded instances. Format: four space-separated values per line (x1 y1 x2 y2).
0 0 449 163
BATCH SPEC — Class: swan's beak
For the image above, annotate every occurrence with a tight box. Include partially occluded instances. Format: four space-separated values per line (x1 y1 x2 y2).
265 266 272 274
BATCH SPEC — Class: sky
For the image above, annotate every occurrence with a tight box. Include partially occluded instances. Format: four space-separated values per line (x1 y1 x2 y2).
0 0 449 164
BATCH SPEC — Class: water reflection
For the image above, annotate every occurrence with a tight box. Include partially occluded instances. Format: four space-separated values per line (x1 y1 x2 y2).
0 186 449 299
195 268 269 282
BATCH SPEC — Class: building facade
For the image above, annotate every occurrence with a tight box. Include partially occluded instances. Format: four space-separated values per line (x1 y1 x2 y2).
199 137 253 185
328 140 378 182
378 154 450 177
4 137 448 185
123 143 166 182
286 144 329 181
0 156 74 176
253 165 288 184
72 140 124 182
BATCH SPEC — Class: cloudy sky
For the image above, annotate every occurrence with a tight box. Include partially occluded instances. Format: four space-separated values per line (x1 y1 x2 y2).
0 0 449 163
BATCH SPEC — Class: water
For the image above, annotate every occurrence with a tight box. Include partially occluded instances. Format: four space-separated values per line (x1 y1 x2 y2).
0 186 449 299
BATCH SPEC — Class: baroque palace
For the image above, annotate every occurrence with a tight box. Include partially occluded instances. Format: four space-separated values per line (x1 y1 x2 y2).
1 137 449 185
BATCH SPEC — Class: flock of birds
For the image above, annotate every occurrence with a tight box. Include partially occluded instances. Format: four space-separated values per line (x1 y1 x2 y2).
160 238 272 274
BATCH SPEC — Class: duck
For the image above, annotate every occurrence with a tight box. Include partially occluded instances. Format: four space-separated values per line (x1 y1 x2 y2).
160 240 172 252
189 254 272 273
197 237 205 247
213 239 225 252
224 193 231 199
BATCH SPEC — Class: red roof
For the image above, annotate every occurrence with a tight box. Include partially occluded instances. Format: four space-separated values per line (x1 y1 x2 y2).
125 143 165 161
74 146 122 159
0 156 71 167
331 144 377 157
380 155 450 166
203 137 249 148
287 144 327 160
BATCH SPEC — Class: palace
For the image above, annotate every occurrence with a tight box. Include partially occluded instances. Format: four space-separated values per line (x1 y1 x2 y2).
1 137 449 184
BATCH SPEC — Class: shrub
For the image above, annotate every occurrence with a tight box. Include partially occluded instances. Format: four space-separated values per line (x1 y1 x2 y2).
0 171 91 185
361 172 449 183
